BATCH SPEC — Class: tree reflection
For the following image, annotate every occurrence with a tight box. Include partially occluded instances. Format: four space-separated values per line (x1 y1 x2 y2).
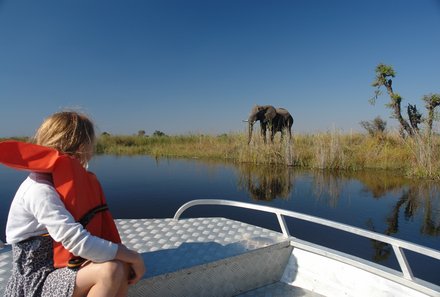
237 163 293 201
321 170 440 238
235 163 439 256
364 178 440 262
411 182 440 237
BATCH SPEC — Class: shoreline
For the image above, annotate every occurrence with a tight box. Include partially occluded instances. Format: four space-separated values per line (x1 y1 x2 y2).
2 133 440 180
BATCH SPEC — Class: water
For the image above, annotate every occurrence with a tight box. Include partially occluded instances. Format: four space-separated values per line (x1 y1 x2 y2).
1 155 439 284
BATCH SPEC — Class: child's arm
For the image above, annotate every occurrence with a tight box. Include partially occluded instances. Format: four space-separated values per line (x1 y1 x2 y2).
26 182 118 262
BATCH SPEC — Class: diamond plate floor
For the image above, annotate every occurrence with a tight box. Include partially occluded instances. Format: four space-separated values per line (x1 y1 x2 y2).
0 217 291 296
0 245 11 295
115 217 287 278
117 217 291 297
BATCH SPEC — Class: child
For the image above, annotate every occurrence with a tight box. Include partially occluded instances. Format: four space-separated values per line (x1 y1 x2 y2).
1 111 145 297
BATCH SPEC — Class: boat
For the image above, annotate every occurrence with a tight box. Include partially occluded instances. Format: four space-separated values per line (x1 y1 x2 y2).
1 199 439 296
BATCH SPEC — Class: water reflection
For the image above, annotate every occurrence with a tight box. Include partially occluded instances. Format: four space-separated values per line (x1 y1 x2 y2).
408 182 440 237
365 179 440 262
357 173 440 237
311 171 344 207
354 171 406 198
236 165 440 241
237 163 293 201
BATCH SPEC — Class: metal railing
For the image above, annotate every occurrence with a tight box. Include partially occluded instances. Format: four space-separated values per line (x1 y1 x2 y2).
173 199 440 282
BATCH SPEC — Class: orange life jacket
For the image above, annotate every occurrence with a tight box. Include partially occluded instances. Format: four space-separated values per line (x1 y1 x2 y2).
0 140 121 268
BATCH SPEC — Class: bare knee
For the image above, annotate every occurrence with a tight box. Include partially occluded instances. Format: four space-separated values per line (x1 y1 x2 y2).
74 260 129 297
98 260 129 283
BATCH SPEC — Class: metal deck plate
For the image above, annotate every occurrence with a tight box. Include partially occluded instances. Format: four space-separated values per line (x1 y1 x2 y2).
116 217 287 278
0 245 12 294
117 217 290 297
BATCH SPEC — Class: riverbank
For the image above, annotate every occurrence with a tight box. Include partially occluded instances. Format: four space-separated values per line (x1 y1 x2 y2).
2 132 439 179
94 132 440 179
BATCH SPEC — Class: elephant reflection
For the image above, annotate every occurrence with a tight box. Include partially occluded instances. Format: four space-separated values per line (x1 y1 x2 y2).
238 163 293 201
247 105 293 144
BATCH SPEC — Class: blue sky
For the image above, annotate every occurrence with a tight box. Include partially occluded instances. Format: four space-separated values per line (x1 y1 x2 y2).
0 0 439 136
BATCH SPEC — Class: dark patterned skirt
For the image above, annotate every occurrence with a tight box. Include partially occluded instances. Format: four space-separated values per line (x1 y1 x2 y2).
3 236 77 297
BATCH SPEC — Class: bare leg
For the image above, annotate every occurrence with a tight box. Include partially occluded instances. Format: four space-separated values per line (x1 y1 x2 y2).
73 260 130 297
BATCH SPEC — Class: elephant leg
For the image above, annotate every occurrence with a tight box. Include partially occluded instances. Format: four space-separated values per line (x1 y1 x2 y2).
248 123 254 144
261 123 267 144
287 122 292 142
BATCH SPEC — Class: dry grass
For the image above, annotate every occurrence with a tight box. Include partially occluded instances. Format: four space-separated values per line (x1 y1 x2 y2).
4 131 438 179
96 133 242 160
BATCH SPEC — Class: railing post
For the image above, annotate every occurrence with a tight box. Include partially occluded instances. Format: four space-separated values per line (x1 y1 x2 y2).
276 213 290 238
392 245 414 280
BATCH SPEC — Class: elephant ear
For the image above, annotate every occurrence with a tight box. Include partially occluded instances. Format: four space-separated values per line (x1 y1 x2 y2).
264 105 276 121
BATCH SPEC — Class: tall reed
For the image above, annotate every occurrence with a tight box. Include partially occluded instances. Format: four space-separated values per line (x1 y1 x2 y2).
87 131 440 179
312 128 346 169
238 129 294 165
402 133 440 179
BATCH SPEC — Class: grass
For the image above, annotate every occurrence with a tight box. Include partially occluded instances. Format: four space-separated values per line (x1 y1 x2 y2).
94 131 440 179
2 131 440 179
95 133 242 160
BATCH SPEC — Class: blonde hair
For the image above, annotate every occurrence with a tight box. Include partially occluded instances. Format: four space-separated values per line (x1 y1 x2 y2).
34 111 95 164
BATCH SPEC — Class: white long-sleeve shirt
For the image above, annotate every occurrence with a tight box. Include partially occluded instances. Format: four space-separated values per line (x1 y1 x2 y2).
6 172 118 263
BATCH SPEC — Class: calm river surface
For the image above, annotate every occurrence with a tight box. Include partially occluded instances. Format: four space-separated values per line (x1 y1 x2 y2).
1 155 439 284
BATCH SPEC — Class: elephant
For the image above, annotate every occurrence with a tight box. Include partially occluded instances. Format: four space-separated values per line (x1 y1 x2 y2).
247 105 293 144
247 105 276 144
273 107 293 140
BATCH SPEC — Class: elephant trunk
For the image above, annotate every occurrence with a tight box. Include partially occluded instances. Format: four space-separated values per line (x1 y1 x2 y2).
248 121 254 144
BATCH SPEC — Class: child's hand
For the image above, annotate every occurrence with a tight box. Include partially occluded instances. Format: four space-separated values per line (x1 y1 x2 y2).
115 244 146 285
128 254 145 285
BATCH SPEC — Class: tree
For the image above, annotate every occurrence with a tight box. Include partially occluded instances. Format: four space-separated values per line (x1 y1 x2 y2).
371 63 415 136
137 130 146 137
371 64 440 137
153 130 166 137
360 116 387 137
407 104 422 132
423 93 440 135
